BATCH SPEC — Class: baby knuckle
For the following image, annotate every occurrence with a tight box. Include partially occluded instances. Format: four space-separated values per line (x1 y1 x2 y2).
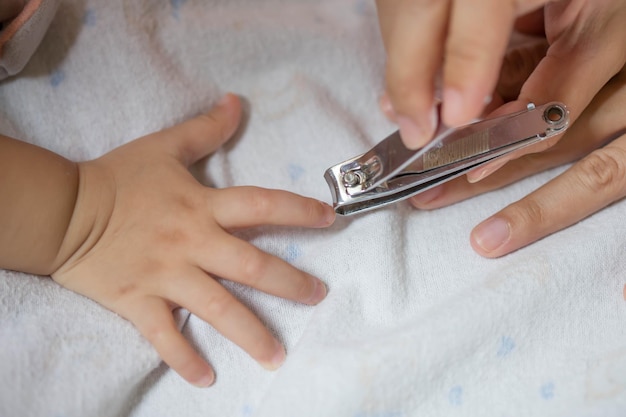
155 227 190 246
142 323 172 345
239 250 268 283
203 295 233 318
247 188 275 218
576 148 626 192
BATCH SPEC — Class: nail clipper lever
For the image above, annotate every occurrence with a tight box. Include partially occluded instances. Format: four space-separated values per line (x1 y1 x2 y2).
324 102 570 215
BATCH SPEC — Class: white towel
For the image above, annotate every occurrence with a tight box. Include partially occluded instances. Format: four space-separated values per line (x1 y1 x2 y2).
1 1 625 416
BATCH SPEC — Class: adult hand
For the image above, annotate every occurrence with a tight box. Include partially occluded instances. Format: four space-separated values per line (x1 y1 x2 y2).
376 0 626 152
51 94 335 387
410 45 626 258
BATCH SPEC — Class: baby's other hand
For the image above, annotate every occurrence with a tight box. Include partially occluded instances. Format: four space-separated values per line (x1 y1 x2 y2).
51 94 335 387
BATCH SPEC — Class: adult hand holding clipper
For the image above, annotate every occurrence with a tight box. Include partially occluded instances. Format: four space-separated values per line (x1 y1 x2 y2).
374 0 626 258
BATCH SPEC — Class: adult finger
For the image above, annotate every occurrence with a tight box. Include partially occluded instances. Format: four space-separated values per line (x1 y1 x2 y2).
163 268 286 371
471 132 626 258
156 93 242 166
411 66 626 209
468 17 626 184
376 0 449 149
412 67 626 209
128 297 215 387
442 0 549 126
441 0 519 126
211 186 335 229
519 2 626 124
193 230 326 305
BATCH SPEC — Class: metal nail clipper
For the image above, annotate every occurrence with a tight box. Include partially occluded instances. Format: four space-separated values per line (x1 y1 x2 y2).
324 102 569 215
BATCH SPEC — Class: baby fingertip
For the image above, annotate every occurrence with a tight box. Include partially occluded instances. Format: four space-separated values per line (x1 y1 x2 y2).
318 201 336 227
215 92 238 108
261 341 286 371
306 278 328 305
192 370 216 388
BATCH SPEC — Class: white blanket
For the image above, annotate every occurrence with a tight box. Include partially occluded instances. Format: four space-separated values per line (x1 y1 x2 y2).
1 1 625 416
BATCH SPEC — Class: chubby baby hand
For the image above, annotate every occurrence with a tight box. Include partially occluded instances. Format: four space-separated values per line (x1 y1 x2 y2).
51 94 335 387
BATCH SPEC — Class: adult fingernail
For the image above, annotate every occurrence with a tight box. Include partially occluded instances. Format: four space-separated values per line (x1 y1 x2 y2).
397 107 437 150
473 217 511 253
194 372 215 388
262 342 286 370
410 186 443 207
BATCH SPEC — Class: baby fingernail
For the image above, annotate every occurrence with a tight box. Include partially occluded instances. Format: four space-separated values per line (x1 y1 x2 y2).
320 201 336 226
306 279 327 305
473 217 511 253
397 108 437 150
262 342 286 370
216 92 234 106
194 372 215 388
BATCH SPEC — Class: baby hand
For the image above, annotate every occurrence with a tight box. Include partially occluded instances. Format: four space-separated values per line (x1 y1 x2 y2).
51 94 335 387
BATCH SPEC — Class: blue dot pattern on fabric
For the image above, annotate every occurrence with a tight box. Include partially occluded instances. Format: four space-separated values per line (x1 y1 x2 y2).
50 70 65 87
448 385 463 406
171 0 188 19
288 163 305 181
353 0 369 15
241 404 253 417
83 9 96 26
497 336 515 357
540 382 555 400
285 243 302 263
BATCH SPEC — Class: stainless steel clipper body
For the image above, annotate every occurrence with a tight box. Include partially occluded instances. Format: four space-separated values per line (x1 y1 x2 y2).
324 102 569 215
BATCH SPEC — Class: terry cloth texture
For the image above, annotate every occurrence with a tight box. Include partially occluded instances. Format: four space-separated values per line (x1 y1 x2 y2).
0 1 625 417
